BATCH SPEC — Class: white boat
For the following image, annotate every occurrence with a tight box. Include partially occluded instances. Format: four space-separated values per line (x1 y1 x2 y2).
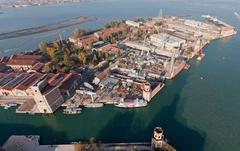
8 103 17 107
197 53 205 61
85 103 104 108
114 98 148 108
63 107 82 115
3 105 10 110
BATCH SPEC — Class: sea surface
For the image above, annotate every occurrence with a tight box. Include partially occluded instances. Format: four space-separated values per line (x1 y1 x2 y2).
0 0 240 151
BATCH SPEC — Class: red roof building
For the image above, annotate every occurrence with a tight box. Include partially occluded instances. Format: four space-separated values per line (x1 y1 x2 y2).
7 55 45 71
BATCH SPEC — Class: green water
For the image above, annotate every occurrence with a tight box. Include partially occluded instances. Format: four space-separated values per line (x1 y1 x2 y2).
0 0 240 151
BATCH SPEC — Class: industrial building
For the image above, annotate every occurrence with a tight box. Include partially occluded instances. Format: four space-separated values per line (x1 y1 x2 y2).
150 33 186 50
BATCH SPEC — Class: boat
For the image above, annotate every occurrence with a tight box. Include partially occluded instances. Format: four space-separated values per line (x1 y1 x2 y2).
63 108 82 115
197 53 205 61
114 98 148 108
8 103 17 107
63 107 82 115
184 64 190 70
85 102 104 108
1 104 11 109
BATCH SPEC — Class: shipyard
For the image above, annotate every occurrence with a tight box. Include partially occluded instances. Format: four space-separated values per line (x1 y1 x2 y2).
0 14 236 116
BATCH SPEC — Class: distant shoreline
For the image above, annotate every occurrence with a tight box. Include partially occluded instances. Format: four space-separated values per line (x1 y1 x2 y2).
0 16 97 40
0 0 83 9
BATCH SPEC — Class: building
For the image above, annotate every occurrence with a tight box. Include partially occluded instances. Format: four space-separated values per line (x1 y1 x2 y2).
27 63 44 73
0 69 81 114
97 43 119 55
69 34 99 49
93 70 109 85
1 73 30 96
142 83 152 102
13 73 45 97
58 73 81 98
94 25 128 40
0 64 13 73
126 20 141 28
31 74 65 114
150 33 186 50
7 55 45 71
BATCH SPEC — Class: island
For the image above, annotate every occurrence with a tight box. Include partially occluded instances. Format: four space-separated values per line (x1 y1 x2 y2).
0 15 236 115
0 0 84 9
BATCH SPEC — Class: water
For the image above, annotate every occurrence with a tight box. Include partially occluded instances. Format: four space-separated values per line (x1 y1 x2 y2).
0 0 240 151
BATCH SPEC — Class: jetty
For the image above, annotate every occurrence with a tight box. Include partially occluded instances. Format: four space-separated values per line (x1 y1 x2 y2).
1 127 176 151
0 16 97 40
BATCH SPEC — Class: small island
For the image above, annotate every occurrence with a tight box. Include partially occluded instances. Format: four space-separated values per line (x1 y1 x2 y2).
0 15 236 114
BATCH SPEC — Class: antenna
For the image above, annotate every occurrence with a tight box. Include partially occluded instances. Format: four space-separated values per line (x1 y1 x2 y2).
234 12 240 21
159 9 163 19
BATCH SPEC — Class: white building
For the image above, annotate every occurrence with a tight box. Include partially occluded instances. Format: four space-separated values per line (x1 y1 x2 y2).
150 33 186 50
125 20 141 28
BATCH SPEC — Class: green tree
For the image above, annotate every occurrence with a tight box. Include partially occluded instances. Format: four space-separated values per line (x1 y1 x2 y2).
53 40 61 49
92 54 99 66
39 42 47 52
61 66 70 73
74 28 85 38
78 51 87 65
46 47 57 62
115 49 121 57
104 52 109 61
63 52 73 67
43 63 51 73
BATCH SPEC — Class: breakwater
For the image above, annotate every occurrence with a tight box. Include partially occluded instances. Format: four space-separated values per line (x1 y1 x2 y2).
0 16 97 40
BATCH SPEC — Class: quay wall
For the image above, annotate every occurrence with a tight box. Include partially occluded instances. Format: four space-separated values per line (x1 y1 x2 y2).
151 83 165 100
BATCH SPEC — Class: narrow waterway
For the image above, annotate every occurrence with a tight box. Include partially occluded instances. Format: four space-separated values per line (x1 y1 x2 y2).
0 0 240 151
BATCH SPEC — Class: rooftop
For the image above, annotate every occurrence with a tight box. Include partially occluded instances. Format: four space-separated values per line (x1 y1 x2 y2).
15 73 45 91
2 73 30 90
7 55 45 66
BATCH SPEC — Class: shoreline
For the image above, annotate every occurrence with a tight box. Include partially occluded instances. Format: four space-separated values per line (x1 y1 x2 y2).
0 16 97 40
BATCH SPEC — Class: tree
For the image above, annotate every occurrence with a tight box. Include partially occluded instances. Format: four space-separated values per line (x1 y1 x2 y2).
53 40 61 49
92 54 99 66
63 52 73 67
61 66 70 73
74 28 85 38
78 51 87 65
46 47 57 62
115 49 121 57
104 52 109 61
43 63 51 73
39 42 47 52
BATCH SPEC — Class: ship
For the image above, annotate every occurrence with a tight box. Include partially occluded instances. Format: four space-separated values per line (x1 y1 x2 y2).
114 98 148 108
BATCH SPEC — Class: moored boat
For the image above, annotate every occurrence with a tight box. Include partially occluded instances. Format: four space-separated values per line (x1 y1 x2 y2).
114 98 148 108
197 53 205 61
85 102 104 108
63 107 82 115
